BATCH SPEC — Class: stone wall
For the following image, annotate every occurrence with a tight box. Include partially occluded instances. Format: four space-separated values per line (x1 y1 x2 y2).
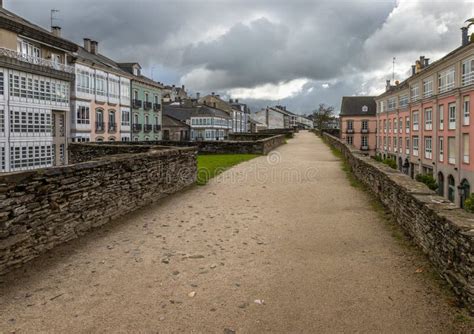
322 132 474 312
258 129 295 139
77 135 287 155
0 146 197 275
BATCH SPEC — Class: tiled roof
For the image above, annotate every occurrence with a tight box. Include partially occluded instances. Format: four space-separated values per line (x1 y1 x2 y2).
162 114 190 128
76 47 131 77
340 96 376 116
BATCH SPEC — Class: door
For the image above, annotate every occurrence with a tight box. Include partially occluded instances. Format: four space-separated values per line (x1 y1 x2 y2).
52 110 66 166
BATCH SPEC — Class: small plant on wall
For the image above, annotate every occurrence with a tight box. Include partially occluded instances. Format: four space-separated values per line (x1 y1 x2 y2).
464 193 474 213
415 174 438 191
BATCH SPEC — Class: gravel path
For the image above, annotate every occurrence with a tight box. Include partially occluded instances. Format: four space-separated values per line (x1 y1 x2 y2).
0 131 470 333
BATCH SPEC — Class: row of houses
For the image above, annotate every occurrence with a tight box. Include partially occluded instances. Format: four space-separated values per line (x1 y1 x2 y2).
252 105 313 130
0 5 263 173
339 21 474 208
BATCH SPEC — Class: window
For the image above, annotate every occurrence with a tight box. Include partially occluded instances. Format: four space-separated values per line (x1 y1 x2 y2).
361 136 368 147
387 98 396 110
394 118 398 133
9 70 68 105
388 120 391 133
10 142 53 171
448 175 455 202
108 110 116 126
439 105 444 130
393 137 398 152
347 120 353 130
413 136 419 156
108 76 120 99
154 95 159 104
399 95 409 108
121 109 130 126
399 117 403 132
76 105 90 124
361 120 368 130
448 137 455 164
145 115 149 125
10 106 52 135
424 108 432 130
463 134 470 164
412 111 419 131
133 90 139 100
439 137 444 162
405 116 410 134
424 137 432 159
438 68 455 93
384 136 387 150
95 73 107 97
410 85 420 102
383 120 386 133
423 79 433 98
405 137 410 155
362 105 368 112
77 69 93 94
448 103 456 130
133 114 139 124
120 80 130 100
463 96 470 126
0 107 4 133
346 136 353 145
17 39 41 59
462 58 474 85
145 92 149 103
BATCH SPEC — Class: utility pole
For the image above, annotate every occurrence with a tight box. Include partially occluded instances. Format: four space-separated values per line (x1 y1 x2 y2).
50 9 59 29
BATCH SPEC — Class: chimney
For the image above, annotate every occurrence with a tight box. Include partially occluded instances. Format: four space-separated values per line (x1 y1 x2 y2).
51 26 61 37
424 58 430 67
182 84 185 90
211 92 215 96
235 99 239 103
386 79 391 91
196 92 200 100
411 65 416 76
0 0 3 8
462 27 469 46
90 40 98 54
420 56 425 68
83 38 91 52
229 98 233 103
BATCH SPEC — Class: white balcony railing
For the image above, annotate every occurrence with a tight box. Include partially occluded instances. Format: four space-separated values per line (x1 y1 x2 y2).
439 82 455 94
462 72 474 86
0 47 74 73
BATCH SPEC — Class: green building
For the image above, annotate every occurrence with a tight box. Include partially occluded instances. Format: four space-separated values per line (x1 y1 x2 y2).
118 63 162 141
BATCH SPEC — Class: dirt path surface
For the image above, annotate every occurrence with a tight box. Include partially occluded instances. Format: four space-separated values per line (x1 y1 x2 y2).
0 131 470 333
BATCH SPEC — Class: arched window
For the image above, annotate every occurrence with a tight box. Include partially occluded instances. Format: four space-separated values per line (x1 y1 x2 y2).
448 175 455 202
95 109 104 132
96 136 104 142
460 179 470 209
437 172 444 197
109 137 116 142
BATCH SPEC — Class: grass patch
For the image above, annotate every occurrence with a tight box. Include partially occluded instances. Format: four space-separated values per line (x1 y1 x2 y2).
196 154 259 185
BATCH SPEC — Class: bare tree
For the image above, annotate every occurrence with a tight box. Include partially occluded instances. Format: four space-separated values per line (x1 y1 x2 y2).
312 104 334 129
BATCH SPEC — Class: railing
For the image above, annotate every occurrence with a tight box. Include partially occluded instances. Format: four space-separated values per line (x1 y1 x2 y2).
439 82 455 94
462 72 474 86
144 124 153 133
108 122 117 133
360 146 369 151
132 99 142 109
346 129 354 134
143 102 152 110
0 47 74 73
153 103 161 111
132 124 142 132
361 128 369 134
96 122 106 132
423 91 433 99
154 124 161 132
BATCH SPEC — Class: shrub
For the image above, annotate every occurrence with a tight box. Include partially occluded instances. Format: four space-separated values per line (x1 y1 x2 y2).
382 158 397 169
415 174 438 191
464 193 474 213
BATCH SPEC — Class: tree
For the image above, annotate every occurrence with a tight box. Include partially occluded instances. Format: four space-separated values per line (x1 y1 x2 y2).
312 104 335 129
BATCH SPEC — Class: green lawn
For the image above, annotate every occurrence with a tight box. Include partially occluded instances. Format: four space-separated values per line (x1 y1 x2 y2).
196 154 259 185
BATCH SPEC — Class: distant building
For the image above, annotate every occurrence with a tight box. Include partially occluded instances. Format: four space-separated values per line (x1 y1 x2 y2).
118 63 163 141
163 85 187 104
339 96 377 156
253 107 289 129
162 114 190 141
199 93 250 133
0 5 77 171
71 40 132 143
163 104 232 141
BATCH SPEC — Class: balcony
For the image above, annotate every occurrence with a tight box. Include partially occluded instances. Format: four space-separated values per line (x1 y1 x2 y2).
153 103 161 111
360 146 369 151
132 99 142 109
361 128 369 134
143 124 153 133
154 124 161 132
108 122 117 133
346 129 354 134
96 122 106 133
143 102 153 110
132 124 142 133
462 72 474 86
0 47 74 73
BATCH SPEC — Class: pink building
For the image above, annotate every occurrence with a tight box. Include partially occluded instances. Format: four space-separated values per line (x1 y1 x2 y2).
375 25 474 207
339 96 377 156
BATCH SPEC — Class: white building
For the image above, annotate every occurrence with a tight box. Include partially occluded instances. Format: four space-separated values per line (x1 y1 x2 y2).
0 6 77 172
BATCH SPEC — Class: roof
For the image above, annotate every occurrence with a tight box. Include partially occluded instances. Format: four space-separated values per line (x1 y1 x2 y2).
117 63 164 88
162 114 190 128
0 7 77 52
164 105 232 121
340 96 376 116
75 46 131 77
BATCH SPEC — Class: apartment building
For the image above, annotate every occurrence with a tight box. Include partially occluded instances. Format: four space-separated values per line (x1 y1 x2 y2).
164 104 232 141
253 106 289 129
199 93 249 133
70 40 132 142
339 96 377 155
376 26 474 207
118 63 162 141
0 5 77 172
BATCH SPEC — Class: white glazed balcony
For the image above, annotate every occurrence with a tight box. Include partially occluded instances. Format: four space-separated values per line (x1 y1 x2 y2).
0 47 74 73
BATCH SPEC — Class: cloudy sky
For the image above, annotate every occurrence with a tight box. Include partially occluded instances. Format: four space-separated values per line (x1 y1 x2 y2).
7 0 474 114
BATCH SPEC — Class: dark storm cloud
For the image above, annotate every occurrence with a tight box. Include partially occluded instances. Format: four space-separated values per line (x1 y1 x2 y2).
6 0 473 113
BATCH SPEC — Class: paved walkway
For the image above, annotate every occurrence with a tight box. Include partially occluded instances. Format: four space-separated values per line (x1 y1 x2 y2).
0 132 470 333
